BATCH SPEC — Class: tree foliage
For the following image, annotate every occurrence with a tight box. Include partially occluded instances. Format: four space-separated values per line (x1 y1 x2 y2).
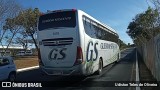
0 0 22 21
16 8 41 50
0 0 23 56
4 8 41 51
119 39 128 50
0 0 22 43
127 6 160 45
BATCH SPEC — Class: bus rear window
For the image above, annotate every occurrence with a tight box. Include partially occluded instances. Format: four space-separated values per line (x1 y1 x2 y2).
38 11 76 31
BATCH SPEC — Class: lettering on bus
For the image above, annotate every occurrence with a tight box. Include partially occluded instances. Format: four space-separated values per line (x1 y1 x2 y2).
86 41 98 62
100 43 117 49
42 17 72 23
48 48 67 60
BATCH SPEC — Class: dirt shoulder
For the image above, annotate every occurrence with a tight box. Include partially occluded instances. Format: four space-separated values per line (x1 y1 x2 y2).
14 56 39 69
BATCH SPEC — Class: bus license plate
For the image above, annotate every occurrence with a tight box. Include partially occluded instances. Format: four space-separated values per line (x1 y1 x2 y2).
52 71 62 75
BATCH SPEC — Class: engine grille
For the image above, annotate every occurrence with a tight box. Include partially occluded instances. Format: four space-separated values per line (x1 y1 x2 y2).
41 38 73 46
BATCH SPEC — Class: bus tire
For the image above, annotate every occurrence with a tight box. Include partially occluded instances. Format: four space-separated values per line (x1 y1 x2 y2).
115 54 119 63
96 58 103 75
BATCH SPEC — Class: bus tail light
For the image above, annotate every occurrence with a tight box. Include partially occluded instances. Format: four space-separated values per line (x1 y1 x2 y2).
38 48 44 66
74 46 83 66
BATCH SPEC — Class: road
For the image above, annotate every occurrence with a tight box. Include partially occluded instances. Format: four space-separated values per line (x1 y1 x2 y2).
16 47 136 90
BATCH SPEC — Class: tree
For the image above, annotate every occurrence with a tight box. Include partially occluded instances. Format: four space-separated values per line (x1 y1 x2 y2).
0 0 23 56
0 0 22 42
13 8 41 51
14 33 28 50
0 0 15 21
2 16 23 56
119 39 128 50
151 0 160 10
151 0 160 34
127 7 159 45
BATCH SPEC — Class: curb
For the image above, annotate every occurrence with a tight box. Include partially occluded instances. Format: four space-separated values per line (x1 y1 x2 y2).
17 66 39 72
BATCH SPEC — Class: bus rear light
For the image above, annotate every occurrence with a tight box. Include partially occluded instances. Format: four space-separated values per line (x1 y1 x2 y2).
74 46 83 66
38 48 44 66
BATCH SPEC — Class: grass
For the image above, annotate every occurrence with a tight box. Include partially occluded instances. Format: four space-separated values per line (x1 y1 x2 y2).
14 56 39 69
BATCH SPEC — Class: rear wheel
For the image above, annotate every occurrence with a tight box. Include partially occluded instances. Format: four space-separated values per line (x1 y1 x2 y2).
115 54 120 63
96 59 103 75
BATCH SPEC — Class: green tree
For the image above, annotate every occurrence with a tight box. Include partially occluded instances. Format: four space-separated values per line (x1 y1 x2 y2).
127 7 159 45
119 39 128 50
11 8 41 50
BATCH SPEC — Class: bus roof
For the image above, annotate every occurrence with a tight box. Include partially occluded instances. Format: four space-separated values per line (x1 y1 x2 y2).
42 9 119 37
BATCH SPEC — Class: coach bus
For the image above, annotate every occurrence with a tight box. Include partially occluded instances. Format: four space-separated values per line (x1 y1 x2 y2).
37 9 120 76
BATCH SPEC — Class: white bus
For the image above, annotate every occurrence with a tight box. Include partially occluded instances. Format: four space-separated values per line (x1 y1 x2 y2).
37 9 120 76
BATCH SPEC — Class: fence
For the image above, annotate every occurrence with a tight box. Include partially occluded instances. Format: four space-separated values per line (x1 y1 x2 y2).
138 34 160 81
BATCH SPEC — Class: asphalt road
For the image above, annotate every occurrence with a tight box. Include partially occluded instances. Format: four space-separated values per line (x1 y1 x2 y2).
16 47 136 90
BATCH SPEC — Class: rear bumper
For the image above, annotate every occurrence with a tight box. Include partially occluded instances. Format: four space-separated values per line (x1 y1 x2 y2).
40 64 85 76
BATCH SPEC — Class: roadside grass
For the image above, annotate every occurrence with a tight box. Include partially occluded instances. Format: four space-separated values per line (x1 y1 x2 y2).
14 56 39 69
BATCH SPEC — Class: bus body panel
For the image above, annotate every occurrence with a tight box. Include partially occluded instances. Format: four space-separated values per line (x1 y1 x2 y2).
37 10 81 71
38 28 78 68
78 10 120 75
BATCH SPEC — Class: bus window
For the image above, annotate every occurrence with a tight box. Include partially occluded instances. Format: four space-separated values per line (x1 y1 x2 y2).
38 11 76 31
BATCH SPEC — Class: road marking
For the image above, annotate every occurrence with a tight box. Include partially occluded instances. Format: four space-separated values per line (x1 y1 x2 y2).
130 59 135 81
136 49 141 90
120 47 131 52
17 66 39 72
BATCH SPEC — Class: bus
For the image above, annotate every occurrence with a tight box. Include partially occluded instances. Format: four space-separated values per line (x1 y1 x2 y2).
37 9 120 76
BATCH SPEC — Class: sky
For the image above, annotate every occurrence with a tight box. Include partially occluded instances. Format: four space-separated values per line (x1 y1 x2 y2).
16 0 151 44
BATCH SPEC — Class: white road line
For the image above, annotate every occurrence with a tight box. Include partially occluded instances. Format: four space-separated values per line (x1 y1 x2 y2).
17 66 39 72
120 47 131 52
136 50 141 90
120 48 127 52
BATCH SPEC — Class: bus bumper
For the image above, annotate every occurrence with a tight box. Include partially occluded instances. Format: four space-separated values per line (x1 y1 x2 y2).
40 65 85 76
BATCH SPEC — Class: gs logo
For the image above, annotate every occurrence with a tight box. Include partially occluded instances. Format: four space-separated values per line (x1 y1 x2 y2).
48 48 67 60
86 41 98 62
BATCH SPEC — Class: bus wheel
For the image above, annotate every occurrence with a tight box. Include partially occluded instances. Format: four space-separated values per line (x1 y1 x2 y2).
96 58 103 75
115 54 119 63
